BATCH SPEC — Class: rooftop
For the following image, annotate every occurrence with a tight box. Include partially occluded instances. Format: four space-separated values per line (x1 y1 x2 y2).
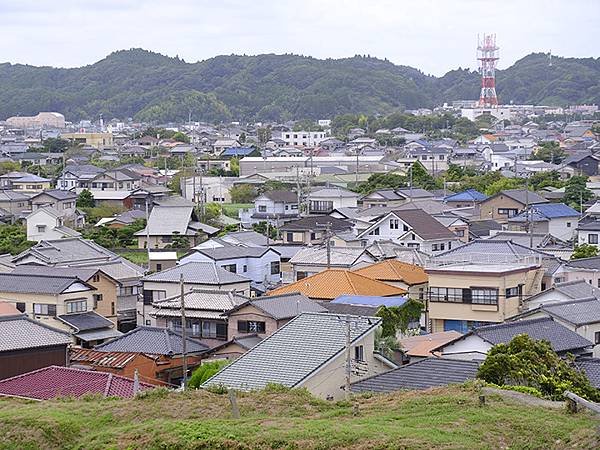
0 314 71 352
228 292 327 320
142 261 250 285
0 272 92 295
95 326 208 355
352 259 427 285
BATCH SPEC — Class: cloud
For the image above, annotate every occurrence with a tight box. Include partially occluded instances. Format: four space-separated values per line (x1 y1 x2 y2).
0 0 598 75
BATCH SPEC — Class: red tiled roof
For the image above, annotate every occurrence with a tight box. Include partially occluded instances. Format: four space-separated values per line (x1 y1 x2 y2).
0 366 154 400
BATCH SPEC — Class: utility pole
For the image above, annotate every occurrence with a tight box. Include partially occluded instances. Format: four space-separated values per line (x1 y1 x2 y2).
179 274 188 390
145 198 151 264
344 314 351 400
325 222 332 269
296 166 302 216
355 149 359 186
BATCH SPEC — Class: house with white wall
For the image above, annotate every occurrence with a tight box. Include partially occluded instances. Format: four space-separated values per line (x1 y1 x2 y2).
239 190 299 228
508 203 579 241
26 207 81 242
309 186 359 214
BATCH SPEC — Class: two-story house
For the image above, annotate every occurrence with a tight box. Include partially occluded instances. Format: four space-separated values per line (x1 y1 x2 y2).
279 216 353 246
139 261 251 326
58 165 105 191
479 189 548 222
11 174 51 193
507 203 579 241
357 209 461 255
238 190 299 228
0 190 31 219
308 187 359 214
26 207 81 242
30 190 84 227
360 188 433 208
179 246 282 293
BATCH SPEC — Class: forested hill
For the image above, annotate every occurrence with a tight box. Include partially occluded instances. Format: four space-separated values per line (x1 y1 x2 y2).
0 49 599 123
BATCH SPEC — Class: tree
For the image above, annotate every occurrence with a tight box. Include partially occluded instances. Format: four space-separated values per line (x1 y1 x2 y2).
252 221 278 240
229 157 240 177
563 175 594 211
354 173 406 195
202 202 221 225
77 189 95 208
239 132 246 143
229 184 257 204
376 300 423 338
532 142 565 164
257 127 272 144
172 132 190 143
167 172 183 194
571 244 598 260
410 161 440 191
170 232 190 249
484 177 524 196
188 360 229 389
528 171 565 191
0 161 21 175
42 138 71 153
0 225 35 255
478 334 600 401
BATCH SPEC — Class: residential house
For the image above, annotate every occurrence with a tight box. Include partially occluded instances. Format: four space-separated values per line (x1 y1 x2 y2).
433 214 470 243
213 138 240 154
134 198 218 249
96 209 146 229
523 279 600 310
361 188 433 208
0 366 154 400
560 257 600 289
397 331 463 362
238 190 299 228
309 186 359 214
95 326 208 385
25 206 81 242
507 203 579 241
223 293 327 344
179 246 282 294
479 189 548 222
352 259 428 301
148 251 178 272
267 269 406 301
202 334 264 361
11 174 51 193
577 220 600 249
468 219 503 239
357 209 461 255
280 216 353 246
289 247 375 281
563 152 599 176
204 312 396 400
30 190 80 220
443 189 488 209
434 317 593 360
220 147 259 158
58 165 104 191
139 261 251 326
0 314 72 380
151 289 248 347
515 297 600 357
350 358 479 393
56 311 121 348
0 190 30 219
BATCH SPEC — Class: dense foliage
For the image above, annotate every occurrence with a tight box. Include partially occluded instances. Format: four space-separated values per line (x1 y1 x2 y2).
188 360 229 389
477 334 600 401
571 244 598 260
1 49 599 122
0 225 35 255
80 219 146 248
76 189 95 208
376 299 423 338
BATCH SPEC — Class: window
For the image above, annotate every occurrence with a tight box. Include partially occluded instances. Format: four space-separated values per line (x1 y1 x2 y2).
471 288 499 305
432 244 439 251
296 271 308 280
596 331 600 345
66 300 87 313
439 155 445 160
354 345 364 362
243 264 248 273
506 286 522 298
145 320 151 326
33 303 56 316
111 302 115 315
310 232 316 240
16 302 26 313
258 205 267 212
238 320 266 334
390 219 399 230
162 236 172 243
369 227 380 236
589 234 599 244
270 261 281 275
455 229 465 237
403 224 409 232
93 294 103 308
156 263 162 271
222 264 237 273
286 232 294 243
36 225 46 233
92 274 100 283
498 208 519 217
202 321 227 339
440 243 445 251
567 222 571 228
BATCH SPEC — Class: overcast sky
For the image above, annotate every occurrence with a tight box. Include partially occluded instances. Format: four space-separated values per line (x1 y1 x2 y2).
1 0 598 76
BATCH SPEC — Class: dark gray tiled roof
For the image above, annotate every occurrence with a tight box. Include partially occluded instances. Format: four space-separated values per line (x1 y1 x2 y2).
205 313 381 390
142 262 250 285
0 273 92 295
319 302 380 317
566 256 600 270
554 280 600 300
393 209 456 240
13 238 118 265
194 247 277 261
247 293 327 320
541 297 600 326
280 216 352 232
0 314 71 352
12 265 99 282
575 358 600 389
351 358 480 393
57 311 114 332
95 326 208 355
474 317 593 353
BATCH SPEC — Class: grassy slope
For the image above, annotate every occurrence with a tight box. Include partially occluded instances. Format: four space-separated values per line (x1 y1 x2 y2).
0 385 597 449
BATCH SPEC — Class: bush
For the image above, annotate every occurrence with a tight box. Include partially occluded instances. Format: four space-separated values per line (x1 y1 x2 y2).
188 360 229 389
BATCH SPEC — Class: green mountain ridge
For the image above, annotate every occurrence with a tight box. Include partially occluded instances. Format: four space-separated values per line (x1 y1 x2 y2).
0 49 598 123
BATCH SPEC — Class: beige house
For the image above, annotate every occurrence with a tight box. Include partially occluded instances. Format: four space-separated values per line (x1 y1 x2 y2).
205 313 397 400
426 262 544 334
479 189 548 223
61 132 113 149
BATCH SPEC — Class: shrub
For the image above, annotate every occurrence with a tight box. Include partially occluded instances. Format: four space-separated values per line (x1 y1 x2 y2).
189 360 229 389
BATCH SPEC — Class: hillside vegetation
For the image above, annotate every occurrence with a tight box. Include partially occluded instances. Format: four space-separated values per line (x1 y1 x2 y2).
0 385 597 449
1 50 599 122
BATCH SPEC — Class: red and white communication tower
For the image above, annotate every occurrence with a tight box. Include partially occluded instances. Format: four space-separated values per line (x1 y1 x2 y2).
477 33 499 107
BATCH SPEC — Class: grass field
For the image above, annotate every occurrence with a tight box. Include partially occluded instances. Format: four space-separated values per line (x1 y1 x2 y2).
221 203 252 219
0 385 597 449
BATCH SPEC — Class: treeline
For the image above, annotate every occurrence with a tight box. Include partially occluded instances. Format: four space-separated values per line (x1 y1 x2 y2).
1 50 599 122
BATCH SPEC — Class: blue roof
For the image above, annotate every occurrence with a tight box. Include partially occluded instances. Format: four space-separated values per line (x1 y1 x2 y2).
221 147 255 156
332 295 408 307
509 202 580 222
444 189 487 202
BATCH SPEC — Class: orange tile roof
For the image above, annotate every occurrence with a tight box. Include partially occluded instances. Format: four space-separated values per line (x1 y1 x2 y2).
267 269 406 300
398 331 462 357
353 259 428 285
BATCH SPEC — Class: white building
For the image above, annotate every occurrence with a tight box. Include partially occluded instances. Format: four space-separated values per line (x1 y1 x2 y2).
26 207 81 242
273 130 328 147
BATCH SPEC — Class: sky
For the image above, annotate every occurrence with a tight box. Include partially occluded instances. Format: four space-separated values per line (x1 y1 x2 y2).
0 0 598 76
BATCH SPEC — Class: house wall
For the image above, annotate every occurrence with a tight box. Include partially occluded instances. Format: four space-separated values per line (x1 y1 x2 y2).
479 196 525 222
13 181 52 193
31 194 77 215
292 255 374 281
26 211 62 242
226 304 278 339
300 330 392 400
438 334 492 360
1 288 96 332
0 198 30 216
577 229 600 249
548 216 577 241
205 342 250 361
89 272 119 325
0 345 68 380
